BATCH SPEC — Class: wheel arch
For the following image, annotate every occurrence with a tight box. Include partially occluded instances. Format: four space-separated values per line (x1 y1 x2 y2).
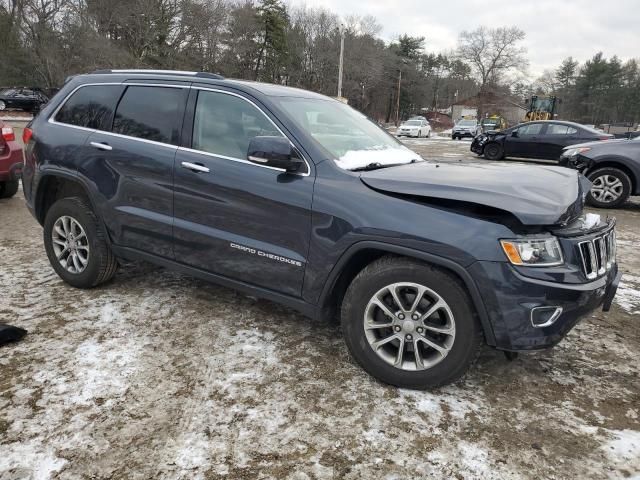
585 157 638 194
317 241 496 346
35 172 95 226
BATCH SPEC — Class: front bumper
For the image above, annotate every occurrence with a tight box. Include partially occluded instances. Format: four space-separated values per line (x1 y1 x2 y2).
469 260 620 351
452 130 475 138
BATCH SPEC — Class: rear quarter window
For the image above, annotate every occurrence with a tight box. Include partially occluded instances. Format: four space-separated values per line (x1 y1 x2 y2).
54 85 124 130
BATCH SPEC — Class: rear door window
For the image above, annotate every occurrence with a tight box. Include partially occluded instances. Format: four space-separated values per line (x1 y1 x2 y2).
547 124 578 135
518 123 544 136
55 85 124 130
113 86 186 145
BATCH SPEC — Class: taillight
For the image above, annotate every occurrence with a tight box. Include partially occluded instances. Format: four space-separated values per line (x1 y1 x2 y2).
599 136 612 141
22 127 33 144
1 126 15 142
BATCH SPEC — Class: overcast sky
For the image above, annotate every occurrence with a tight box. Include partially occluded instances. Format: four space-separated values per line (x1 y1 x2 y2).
286 0 639 78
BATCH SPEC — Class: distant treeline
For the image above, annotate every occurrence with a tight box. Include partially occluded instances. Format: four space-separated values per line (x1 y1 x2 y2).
1 0 637 125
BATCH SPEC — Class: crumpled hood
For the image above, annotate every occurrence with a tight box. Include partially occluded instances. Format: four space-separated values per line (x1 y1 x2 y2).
360 162 591 225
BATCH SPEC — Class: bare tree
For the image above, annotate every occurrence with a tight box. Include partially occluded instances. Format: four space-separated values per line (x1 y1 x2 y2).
457 26 528 115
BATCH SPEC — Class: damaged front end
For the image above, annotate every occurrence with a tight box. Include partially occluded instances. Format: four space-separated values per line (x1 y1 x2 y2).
359 161 619 351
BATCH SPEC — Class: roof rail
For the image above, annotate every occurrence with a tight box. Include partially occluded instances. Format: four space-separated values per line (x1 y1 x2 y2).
91 69 224 80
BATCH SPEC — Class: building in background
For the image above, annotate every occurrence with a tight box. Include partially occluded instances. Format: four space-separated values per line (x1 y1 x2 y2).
451 92 527 127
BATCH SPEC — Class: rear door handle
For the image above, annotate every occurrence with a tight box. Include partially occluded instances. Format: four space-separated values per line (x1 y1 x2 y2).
90 141 112 151
181 161 210 173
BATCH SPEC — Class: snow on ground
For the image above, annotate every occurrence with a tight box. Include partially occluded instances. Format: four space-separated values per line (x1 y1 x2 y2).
615 274 640 315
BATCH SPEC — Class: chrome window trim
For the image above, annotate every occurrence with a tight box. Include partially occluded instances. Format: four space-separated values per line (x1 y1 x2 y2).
47 82 311 176
190 86 310 176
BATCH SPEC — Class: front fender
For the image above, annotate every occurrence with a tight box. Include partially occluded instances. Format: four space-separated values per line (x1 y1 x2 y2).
317 240 497 346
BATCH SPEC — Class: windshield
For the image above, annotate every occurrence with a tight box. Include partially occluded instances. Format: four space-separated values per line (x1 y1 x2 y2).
0 89 17 96
458 120 476 126
274 97 421 171
404 120 422 126
482 119 498 125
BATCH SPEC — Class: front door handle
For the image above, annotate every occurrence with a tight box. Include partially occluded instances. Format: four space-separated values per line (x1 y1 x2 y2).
181 161 210 173
90 141 112 151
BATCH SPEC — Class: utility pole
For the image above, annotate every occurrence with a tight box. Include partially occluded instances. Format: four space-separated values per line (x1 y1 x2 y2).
395 69 402 126
337 25 345 98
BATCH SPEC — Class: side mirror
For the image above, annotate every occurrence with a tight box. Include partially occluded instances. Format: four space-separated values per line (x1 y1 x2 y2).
247 136 304 173
511 130 519 138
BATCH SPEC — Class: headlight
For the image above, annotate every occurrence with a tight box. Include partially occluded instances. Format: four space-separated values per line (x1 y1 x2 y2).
500 237 564 267
562 147 591 158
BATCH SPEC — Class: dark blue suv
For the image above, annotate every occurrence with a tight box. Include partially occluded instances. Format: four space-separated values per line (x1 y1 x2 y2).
22 70 621 389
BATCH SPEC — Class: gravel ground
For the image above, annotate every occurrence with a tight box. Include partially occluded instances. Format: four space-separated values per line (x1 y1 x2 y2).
1 136 639 479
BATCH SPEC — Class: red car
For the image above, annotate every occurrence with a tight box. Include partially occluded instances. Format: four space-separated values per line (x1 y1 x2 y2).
0 120 23 198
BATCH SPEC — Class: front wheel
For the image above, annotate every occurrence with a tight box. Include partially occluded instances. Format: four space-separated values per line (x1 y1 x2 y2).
483 142 503 160
587 168 631 208
0 100 5 111
341 256 483 389
43 197 119 288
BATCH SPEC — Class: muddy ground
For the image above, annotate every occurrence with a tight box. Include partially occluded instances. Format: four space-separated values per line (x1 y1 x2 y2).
1 135 639 479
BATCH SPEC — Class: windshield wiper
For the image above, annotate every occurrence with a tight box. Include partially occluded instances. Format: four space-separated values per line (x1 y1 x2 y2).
351 159 423 172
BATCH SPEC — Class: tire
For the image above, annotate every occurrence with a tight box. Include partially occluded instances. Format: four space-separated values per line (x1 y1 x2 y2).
0 100 5 111
43 197 118 288
0 180 19 199
341 256 483 389
586 167 632 208
483 142 503 160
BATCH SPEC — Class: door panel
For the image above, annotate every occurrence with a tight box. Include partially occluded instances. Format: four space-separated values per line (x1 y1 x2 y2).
172 88 314 296
76 84 188 259
80 132 177 258
539 124 580 159
504 123 545 158
173 149 313 296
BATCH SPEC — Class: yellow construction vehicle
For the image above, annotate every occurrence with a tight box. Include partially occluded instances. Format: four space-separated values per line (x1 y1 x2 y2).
525 95 558 121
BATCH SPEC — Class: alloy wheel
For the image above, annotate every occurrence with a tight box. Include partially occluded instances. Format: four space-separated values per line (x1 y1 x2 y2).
363 282 456 371
51 215 90 274
591 175 623 203
0 101 5 111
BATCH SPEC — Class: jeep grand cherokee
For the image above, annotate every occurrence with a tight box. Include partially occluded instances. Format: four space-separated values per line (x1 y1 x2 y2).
21 70 621 389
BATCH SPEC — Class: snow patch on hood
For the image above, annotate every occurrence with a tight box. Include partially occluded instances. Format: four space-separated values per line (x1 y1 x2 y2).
334 145 422 170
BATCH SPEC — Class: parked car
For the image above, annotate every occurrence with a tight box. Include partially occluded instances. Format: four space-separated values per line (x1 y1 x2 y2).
397 119 431 138
471 120 614 161
560 136 640 208
22 70 620 389
452 119 480 139
0 120 23 198
480 115 507 133
0 88 49 112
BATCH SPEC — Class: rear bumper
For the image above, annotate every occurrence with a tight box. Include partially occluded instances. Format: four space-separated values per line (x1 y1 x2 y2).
469 260 620 351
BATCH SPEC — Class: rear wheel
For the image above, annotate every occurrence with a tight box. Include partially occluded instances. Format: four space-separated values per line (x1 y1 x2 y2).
483 142 503 160
341 256 483 389
587 168 631 208
43 197 118 288
0 180 19 199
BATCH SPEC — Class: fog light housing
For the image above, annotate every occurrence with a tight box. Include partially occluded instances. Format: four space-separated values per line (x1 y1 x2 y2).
530 306 563 328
